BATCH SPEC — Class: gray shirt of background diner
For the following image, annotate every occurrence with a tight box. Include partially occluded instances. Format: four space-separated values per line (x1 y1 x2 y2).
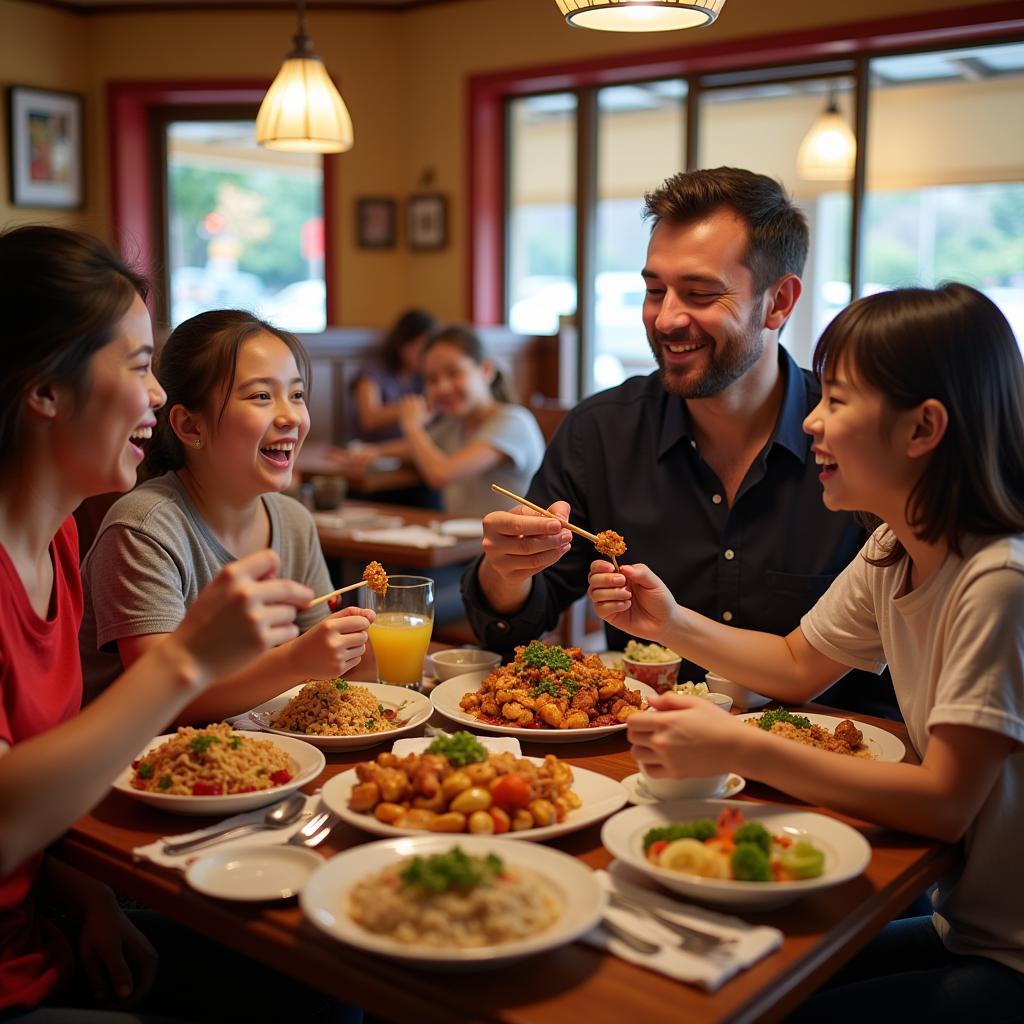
78 471 332 705
427 403 546 520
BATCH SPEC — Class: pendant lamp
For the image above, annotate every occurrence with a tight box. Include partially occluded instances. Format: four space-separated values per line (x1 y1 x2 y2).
256 0 353 153
796 91 855 181
555 0 726 32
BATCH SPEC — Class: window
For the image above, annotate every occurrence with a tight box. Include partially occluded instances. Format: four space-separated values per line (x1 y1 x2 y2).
161 116 326 332
489 25 1024 394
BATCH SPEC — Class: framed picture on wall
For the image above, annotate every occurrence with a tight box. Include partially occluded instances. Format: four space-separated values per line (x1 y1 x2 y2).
407 193 447 251
7 86 84 209
356 196 396 249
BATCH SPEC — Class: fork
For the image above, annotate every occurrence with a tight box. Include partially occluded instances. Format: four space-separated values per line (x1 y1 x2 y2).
608 891 736 953
287 810 339 848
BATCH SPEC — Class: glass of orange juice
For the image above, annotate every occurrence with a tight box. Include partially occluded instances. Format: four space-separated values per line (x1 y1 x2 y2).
367 575 434 687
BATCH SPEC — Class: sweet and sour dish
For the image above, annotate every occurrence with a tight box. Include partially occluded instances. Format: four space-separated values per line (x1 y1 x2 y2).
348 732 582 834
459 641 646 730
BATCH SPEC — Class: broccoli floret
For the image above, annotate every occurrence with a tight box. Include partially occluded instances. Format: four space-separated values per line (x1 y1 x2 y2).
642 819 717 851
733 821 772 856
731 843 772 882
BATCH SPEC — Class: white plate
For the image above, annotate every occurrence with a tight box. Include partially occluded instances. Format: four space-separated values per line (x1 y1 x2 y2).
602 799 871 909
735 711 906 763
112 733 325 815
245 682 433 751
622 772 746 805
186 846 323 901
301 834 604 969
430 671 657 743
437 517 484 539
320 757 627 842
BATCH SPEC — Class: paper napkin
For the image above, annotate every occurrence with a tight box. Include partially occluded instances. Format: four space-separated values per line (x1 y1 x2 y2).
581 864 783 992
347 525 457 548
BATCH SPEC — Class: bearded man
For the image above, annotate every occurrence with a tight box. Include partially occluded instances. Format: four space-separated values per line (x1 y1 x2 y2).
461 167 892 714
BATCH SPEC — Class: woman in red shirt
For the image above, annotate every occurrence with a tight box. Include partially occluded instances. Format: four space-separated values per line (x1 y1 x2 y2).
0 226 315 1018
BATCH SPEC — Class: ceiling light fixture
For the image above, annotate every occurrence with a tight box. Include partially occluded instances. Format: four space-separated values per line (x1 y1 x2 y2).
555 0 726 33
796 90 856 181
256 0 353 153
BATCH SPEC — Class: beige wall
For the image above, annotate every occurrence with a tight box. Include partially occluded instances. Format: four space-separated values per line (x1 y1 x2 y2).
0 0 1012 324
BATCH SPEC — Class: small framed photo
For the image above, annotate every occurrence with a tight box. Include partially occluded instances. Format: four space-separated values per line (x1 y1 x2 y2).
356 196 396 249
407 193 447 251
7 86 84 209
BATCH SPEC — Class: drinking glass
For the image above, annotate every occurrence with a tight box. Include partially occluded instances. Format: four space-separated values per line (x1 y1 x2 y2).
367 575 434 687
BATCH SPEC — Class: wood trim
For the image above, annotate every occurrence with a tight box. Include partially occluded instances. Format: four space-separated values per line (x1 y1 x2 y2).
28 0 478 15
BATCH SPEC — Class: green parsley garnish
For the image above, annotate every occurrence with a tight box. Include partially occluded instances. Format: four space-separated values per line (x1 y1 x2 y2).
158 775 173 790
530 677 560 699
136 762 154 779
189 735 221 756
333 680 350 692
365 719 376 729
520 641 572 673
426 731 487 767
400 848 504 894
230 735 243 750
756 709 811 731
378 704 385 713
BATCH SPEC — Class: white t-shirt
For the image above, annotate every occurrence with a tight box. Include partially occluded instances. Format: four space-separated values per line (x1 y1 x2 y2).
802 527 1024 973
427 404 545 519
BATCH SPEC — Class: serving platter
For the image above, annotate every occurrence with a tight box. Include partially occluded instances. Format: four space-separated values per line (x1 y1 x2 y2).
245 682 432 751
301 834 604 969
320 756 627 842
736 711 906 763
430 670 656 743
112 733 325 815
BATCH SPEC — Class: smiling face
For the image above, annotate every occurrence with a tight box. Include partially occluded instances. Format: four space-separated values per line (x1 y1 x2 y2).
61 293 165 496
423 341 494 419
803 359 919 519
193 332 310 499
642 210 771 399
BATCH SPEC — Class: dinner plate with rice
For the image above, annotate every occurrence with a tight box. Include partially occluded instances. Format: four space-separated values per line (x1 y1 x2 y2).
244 679 433 751
736 710 906 763
112 724 325 815
301 834 604 969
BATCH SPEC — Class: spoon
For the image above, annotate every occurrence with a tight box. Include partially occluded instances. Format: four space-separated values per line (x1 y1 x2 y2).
162 793 307 856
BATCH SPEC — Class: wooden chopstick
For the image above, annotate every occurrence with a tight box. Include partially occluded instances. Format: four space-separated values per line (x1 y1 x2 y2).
306 579 368 609
490 484 601 543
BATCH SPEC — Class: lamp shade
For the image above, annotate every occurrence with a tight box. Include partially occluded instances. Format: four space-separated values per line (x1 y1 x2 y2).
555 0 726 32
797 103 855 181
256 54 354 153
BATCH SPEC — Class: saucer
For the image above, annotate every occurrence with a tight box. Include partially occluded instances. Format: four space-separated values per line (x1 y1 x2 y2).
622 772 746 806
185 846 323 901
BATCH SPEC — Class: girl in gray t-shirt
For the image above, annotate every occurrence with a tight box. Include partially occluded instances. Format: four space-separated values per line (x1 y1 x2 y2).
81 310 373 723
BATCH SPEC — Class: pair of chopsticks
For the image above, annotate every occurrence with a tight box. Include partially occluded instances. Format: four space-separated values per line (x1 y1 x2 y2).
307 561 388 609
490 483 622 570
306 578 370 610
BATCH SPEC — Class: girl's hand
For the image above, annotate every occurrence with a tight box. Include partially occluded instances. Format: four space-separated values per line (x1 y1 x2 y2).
287 607 375 680
587 561 677 641
627 693 746 778
171 549 313 686
77 891 157 1008
398 394 430 433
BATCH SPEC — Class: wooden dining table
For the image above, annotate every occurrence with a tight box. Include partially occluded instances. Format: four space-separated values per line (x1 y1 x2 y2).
58 652 956 1024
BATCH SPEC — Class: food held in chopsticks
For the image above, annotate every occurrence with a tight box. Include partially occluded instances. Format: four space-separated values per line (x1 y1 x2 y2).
348 846 562 947
307 560 389 608
459 641 646 729
594 529 627 558
347 734 582 834
746 709 874 758
489 483 628 563
130 723 293 796
270 678 406 737
644 807 825 882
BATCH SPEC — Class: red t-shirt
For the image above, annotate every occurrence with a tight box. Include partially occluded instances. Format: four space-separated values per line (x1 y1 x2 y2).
0 517 83 1011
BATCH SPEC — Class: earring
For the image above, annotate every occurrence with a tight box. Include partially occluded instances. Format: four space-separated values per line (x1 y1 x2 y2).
193 439 202 449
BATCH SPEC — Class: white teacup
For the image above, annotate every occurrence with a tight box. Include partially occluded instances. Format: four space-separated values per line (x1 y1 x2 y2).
705 671 770 711
638 765 728 800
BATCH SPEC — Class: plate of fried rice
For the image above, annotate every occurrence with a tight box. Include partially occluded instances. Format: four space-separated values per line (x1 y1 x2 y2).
244 679 433 751
112 724 325 815
736 711 906 763
301 834 604 969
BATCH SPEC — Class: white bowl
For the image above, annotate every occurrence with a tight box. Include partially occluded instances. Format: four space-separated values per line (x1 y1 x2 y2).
704 672 770 711
638 765 728 799
429 648 502 682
